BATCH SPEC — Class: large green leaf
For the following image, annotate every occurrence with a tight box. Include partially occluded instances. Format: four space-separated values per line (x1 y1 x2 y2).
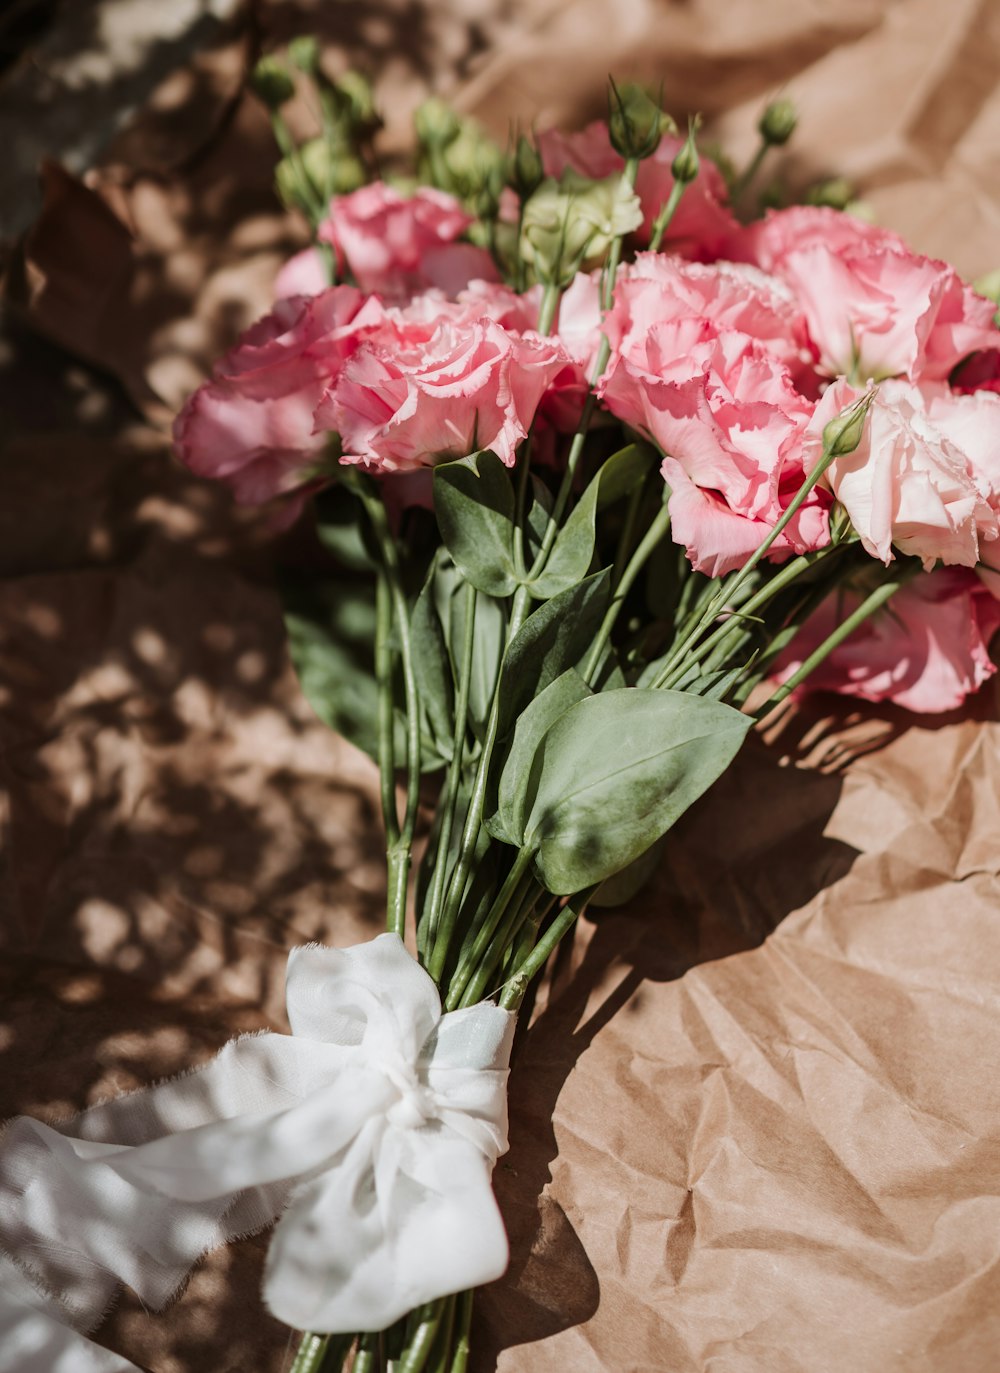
522 688 752 894
497 568 611 737
410 560 455 759
488 668 591 844
433 450 521 596
528 442 657 599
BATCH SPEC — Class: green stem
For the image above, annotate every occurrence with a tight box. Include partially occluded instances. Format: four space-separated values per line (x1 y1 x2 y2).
456 864 539 1008
352 479 423 936
445 846 536 1009
499 886 596 1010
647 177 686 252
582 500 671 684
753 571 913 719
657 544 841 689
423 583 478 954
731 140 768 202
654 440 839 687
448 1293 473 1373
374 572 400 847
537 281 562 336
429 584 532 980
398 1301 445 1373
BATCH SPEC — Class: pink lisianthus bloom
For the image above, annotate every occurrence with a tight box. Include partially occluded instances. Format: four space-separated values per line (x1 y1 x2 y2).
314 304 569 473
775 567 1000 713
598 264 828 576
816 378 1000 570
172 286 384 503
275 183 499 303
536 121 738 260
739 206 1000 383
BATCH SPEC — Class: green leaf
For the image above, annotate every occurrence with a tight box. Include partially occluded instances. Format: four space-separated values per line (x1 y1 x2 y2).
590 834 666 908
450 584 506 738
410 562 455 758
488 668 591 844
528 441 657 599
497 568 611 736
433 450 521 596
523 688 752 893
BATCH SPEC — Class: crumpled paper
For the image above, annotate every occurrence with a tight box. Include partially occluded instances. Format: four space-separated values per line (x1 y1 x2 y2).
2 2 1000 1370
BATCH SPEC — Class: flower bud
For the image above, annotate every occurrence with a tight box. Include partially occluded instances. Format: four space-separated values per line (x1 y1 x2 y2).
758 98 797 147
671 117 701 184
275 138 365 209
287 35 321 75
608 82 674 161
509 134 544 201
521 171 643 285
336 72 380 135
823 390 875 457
249 55 295 110
804 176 854 211
414 97 462 150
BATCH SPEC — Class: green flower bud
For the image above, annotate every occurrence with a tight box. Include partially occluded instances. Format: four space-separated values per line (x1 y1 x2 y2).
336 71 380 135
823 390 876 458
758 97 797 147
287 35 321 75
804 176 854 211
671 116 701 184
509 134 544 201
249 55 295 110
275 139 365 210
521 170 643 286
608 81 674 161
414 97 462 150
974 268 1000 304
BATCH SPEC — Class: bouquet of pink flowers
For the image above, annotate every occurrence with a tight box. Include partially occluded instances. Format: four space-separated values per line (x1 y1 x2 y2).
5 47 1000 1373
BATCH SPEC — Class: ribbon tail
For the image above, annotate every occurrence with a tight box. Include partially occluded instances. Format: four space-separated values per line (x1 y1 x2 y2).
0 1255 142 1373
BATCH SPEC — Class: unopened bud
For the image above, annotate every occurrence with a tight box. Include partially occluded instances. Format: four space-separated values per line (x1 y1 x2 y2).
671 116 701 184
414 96 462 149
249 55 295 110
758 98 797 147
275 139 365 210
608 81 674 161
336 72 380 135
521 171 643 286
823 391 875 458
805 176 854 211
287 35 321 75
509 134 544 200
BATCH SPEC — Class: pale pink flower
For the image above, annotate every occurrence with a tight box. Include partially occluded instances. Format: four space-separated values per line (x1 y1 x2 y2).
776 567 1000 713
322 183 496 298
741 206 999 382
816 379 999 570
173 287 383 503
598 264 827 575
315 311 569 473
537 121 738 260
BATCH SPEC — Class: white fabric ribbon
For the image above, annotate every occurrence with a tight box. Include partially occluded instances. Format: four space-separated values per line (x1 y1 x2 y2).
0 934 514 1369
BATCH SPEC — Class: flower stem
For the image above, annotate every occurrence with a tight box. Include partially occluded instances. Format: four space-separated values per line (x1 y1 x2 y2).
753 569 914 718
537 281 562 336
448 1293 474 1373
445 846 536 1008
647 177 686 252
398 1301 445 1373
582 499 671 684
499 886 596 1010
731 141 768 202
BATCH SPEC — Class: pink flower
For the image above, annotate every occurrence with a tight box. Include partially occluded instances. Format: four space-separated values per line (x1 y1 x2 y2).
776 567 1000 713
315 309 569 473
741 206 1000 383
537 121 738 260
817 379 1000 570
173 287 383 503
598 262 828 576
325 183 497 299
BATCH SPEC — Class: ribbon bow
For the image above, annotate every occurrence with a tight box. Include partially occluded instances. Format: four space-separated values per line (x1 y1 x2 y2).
0 935 514 1368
